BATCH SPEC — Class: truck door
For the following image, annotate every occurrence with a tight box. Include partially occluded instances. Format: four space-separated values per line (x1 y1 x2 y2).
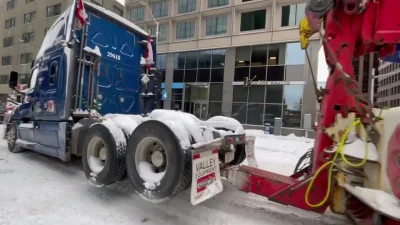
32 54 64 153
36 55 62 119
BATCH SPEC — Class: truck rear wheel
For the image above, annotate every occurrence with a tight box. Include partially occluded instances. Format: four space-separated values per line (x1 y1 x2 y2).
81 124 126 185
7 121 25 153
126 120 191 203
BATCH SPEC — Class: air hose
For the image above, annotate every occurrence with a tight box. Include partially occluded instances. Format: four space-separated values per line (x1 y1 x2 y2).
305 119 370 208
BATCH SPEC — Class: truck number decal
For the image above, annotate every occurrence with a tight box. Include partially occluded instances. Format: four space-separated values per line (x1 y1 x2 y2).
107 52 121 61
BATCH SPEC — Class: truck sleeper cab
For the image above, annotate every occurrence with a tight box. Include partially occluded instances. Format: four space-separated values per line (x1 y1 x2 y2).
5 2 248 205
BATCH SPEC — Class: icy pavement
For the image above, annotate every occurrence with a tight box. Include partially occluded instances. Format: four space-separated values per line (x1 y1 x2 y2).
0 130 349 225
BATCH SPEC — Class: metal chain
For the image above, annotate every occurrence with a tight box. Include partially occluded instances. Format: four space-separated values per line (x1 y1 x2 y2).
305 50 323 102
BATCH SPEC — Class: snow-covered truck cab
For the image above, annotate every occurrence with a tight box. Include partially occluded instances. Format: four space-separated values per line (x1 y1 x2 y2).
6 2 247 205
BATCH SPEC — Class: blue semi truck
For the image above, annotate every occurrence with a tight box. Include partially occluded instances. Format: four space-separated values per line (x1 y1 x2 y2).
4 2 247 205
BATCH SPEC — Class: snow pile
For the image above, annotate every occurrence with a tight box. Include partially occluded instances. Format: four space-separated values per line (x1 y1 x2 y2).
73 109 89 115
111 115 139 137
138 162 165 190
84 46 102 57
19 123 33 129
242 130 314 176
192 138 222 149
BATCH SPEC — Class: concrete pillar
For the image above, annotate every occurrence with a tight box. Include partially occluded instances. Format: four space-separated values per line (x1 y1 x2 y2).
274 118 282 135
222 47 235 116
302 40 320 127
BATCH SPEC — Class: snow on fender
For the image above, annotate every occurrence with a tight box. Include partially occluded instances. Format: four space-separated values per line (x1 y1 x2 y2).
110 114 139 137
81 119 127 185
203 116 245 134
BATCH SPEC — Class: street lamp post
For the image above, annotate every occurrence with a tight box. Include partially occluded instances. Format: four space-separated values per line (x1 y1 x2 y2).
139 0 159 43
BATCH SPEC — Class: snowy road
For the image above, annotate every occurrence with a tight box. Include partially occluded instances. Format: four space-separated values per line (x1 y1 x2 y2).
0 132 349 225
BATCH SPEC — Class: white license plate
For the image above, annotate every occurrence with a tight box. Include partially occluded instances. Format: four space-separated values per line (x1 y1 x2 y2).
191 149 223 205
225 151 235 163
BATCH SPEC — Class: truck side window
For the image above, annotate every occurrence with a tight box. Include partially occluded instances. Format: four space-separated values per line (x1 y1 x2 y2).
49 62 57 85
29 68 39 90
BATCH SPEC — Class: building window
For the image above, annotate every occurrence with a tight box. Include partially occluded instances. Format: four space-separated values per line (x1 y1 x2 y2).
240 10 266 32
232 43 304 127
2 56 12 66
156 54 167 82
5 18 16 30
19 74 30 84
150 24 168 42
3 37 14 48
24 11 36 24
20 53 33 64
173 50 225 117
0 75 9 84
22 32 35 44
176 21 195 39
152 0 169 18
208 0 228 8
206 15 228 36
130 7 144 22
113 6 123 17
285 42 305 65
7 0 16 10
178 0 196 14
281 3 306 27
26 0 35 3
46 4 62 18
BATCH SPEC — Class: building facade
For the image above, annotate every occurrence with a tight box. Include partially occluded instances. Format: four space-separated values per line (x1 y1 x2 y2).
0 0 124 102
126 0 321 134
376 61 400 108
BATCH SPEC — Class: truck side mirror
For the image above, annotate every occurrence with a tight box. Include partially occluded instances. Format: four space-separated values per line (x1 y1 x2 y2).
9 71 18 90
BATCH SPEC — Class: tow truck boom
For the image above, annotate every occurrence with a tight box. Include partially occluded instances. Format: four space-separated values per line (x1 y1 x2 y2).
222 1 400 225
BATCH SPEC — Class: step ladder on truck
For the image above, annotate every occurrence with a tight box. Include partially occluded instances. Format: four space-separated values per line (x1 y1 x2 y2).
2 1 400 225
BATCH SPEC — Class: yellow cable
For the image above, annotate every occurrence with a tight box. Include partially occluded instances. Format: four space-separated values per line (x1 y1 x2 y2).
305 119 370 208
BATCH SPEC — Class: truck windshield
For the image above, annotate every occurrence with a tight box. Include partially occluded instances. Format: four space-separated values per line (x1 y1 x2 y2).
29 68 38 90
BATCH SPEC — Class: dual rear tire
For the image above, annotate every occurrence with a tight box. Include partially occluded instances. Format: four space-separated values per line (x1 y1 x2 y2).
81 120 246 202
81 120 191 201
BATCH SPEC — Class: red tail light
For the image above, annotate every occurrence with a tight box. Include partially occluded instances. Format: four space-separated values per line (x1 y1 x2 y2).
387 124 400 200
